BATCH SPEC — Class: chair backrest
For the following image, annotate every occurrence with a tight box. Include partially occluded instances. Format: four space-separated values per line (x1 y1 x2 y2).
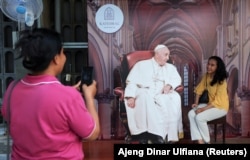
124 51 154 70
120 51 154 88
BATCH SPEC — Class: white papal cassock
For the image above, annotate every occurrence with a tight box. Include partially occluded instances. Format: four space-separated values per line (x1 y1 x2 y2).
124 58 183 141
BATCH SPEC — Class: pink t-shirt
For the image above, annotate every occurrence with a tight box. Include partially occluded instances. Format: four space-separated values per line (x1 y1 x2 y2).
1 74 95 160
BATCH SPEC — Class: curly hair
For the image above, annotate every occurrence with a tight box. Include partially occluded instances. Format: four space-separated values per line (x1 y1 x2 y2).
15 28 63 72
208 56 228 86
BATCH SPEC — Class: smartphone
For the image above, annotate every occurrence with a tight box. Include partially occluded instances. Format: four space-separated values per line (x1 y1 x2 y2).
81 66 93 86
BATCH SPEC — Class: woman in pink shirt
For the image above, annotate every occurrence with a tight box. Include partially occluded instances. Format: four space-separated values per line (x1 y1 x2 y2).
1 28 100 159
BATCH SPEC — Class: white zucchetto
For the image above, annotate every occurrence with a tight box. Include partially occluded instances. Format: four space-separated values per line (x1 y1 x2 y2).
154 44 168 52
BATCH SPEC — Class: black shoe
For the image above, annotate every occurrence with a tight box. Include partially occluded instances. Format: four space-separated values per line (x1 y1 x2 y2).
166 141 178 144
131 132 148 144
148 133 165 144
139 139 148 144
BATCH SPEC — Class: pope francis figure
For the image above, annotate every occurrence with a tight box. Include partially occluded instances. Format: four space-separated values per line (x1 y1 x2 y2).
124 44 183 144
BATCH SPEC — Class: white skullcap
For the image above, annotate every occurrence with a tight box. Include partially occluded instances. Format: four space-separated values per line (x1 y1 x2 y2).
154 44 168 52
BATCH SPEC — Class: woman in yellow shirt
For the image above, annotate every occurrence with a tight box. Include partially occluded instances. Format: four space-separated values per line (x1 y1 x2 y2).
188 56 229 144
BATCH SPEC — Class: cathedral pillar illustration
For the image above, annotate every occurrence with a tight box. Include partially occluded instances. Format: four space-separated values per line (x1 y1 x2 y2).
237 89 250 137
95 90 114 140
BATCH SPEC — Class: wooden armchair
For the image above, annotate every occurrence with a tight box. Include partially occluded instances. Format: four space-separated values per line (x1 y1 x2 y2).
113 50 184 143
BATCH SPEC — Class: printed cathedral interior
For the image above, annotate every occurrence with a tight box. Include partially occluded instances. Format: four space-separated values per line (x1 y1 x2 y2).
0 0 250 139
86 0 250 138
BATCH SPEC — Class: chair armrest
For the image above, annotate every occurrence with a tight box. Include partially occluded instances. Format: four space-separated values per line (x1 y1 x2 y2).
175 85 184 93
114 85 183 100
113 87 124 100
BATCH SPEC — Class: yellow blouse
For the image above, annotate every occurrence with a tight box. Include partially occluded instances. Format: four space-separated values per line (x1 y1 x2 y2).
194 74 229 111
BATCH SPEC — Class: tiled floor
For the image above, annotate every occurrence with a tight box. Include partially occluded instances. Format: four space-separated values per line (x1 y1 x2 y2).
0 123 249 160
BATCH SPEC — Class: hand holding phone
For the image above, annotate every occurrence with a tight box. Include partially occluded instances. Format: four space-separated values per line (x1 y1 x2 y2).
80 66 93 87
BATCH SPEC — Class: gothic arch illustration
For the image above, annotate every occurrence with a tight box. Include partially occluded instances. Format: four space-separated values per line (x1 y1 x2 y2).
87 0 250 138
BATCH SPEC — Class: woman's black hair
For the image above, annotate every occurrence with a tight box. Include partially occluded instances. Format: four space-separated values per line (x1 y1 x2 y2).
208 56 228 86
15 28 63 72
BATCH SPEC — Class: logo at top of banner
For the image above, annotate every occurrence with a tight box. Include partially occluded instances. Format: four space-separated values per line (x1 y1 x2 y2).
95 4 124 33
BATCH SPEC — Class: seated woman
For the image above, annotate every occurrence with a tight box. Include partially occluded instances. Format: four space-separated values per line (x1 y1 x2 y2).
188 56 229 144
